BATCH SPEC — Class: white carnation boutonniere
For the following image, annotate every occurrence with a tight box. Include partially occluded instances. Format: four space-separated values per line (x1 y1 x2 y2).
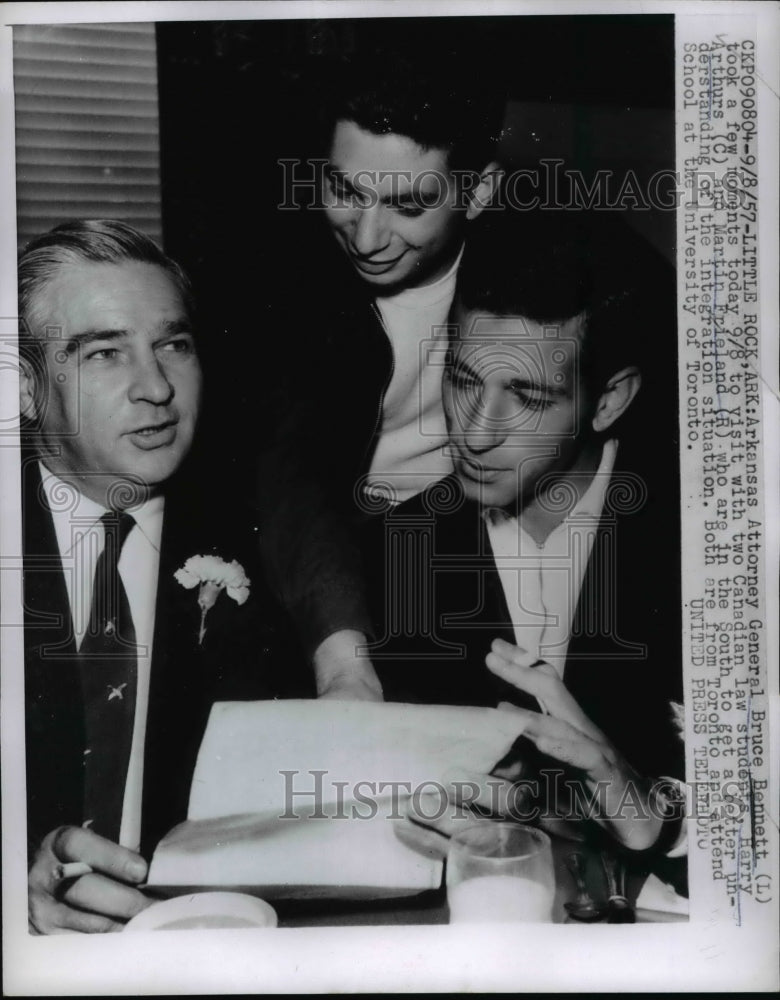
174 555 250 644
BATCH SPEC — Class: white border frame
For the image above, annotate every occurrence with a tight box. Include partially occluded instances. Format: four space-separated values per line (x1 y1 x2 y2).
2 3 777 994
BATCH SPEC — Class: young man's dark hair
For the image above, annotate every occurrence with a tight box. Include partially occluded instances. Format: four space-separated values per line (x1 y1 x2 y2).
459 209 667 385
315 50 506 173
455 207 677 436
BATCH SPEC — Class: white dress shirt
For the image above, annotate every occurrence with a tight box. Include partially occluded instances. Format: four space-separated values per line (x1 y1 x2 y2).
40 462 163 851
484 442 687 857
365 249 462 504
485 440 618 678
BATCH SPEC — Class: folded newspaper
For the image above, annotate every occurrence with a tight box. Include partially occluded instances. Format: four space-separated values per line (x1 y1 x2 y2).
147 700 529 898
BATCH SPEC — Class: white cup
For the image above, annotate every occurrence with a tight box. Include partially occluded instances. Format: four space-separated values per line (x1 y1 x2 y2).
446 823 555 924
124 892 278 931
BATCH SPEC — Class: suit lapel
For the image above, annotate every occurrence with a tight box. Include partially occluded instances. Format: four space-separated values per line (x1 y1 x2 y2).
139 481 277 856
564 445 684 778
140 495 212 857
563 457 648 729
22 455 86 848
22 455 76 654
568 486 647 666
372 478 527 707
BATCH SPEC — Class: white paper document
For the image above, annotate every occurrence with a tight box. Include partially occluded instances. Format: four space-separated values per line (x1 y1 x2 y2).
148 699 529 896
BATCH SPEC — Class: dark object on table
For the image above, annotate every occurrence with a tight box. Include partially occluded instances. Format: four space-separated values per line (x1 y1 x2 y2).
563 852 607 922
601 852 636 924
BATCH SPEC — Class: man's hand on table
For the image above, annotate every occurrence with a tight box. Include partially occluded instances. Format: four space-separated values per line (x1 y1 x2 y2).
398 637 665 857
28 826 151 934
486 638 663 852
313 629 384 702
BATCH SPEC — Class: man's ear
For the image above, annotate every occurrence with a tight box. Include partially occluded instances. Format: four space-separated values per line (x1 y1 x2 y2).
19 354 40 423
591 367 641 434
465 161 503 221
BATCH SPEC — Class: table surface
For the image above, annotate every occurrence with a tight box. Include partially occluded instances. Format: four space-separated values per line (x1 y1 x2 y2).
273 833 660 928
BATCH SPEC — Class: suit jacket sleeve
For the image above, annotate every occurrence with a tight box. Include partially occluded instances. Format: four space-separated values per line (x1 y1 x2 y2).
256 386 376 658
253 242 392 658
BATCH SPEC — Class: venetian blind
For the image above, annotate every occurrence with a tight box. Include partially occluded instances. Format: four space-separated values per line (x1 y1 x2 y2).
13 22 162 251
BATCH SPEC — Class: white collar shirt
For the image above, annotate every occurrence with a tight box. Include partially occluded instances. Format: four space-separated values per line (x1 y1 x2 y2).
366 248 463 504
39 462 163 850
483 442 687 858
484 440 618 679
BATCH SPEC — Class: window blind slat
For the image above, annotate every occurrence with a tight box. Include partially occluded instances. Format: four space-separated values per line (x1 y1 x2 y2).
15 96 158 118
14 49 157 71
17 129 159 152
18 146 158 166
18 176 160 197
54 22 153 35
15 84 157 104
16 113 159 132
13 22 162 249
19 209 161 223
14 64 158 88
13 24 157 51
18 192 162 206
17 170 160 188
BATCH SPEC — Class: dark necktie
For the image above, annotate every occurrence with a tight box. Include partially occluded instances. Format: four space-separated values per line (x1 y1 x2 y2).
78 510 138 842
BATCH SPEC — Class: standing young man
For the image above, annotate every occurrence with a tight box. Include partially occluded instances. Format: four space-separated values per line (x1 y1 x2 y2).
259 54 504 700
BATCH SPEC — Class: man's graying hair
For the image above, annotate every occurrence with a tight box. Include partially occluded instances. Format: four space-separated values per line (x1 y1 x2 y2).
18 219 194 336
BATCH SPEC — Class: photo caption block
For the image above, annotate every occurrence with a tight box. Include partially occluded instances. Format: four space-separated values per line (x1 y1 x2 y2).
677 11 773 927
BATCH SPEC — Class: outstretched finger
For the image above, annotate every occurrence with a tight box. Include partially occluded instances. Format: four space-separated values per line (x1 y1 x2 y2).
486 652 557 709
488 648 604 739
48 904 124 935
59 872 151 922
52 827 147 885
401 791 475 839
490 638 559 675
521 714 607 774
28 890 122 935
490 638 541 662
442 768 539 823
394 813 452 861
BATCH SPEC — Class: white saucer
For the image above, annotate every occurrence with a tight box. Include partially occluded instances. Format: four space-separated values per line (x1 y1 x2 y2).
124 891 278 931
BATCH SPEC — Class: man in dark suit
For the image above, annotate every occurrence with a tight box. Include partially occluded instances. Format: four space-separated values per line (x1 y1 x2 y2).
362 210 686 863
20 220 305 934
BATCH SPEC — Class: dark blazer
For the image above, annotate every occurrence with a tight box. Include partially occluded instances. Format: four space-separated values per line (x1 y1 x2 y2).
253 215 392 656
22 454 310 860
360 444 685 785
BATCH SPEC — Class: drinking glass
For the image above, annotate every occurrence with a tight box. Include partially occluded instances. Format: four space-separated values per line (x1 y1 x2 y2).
446 822 555 923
